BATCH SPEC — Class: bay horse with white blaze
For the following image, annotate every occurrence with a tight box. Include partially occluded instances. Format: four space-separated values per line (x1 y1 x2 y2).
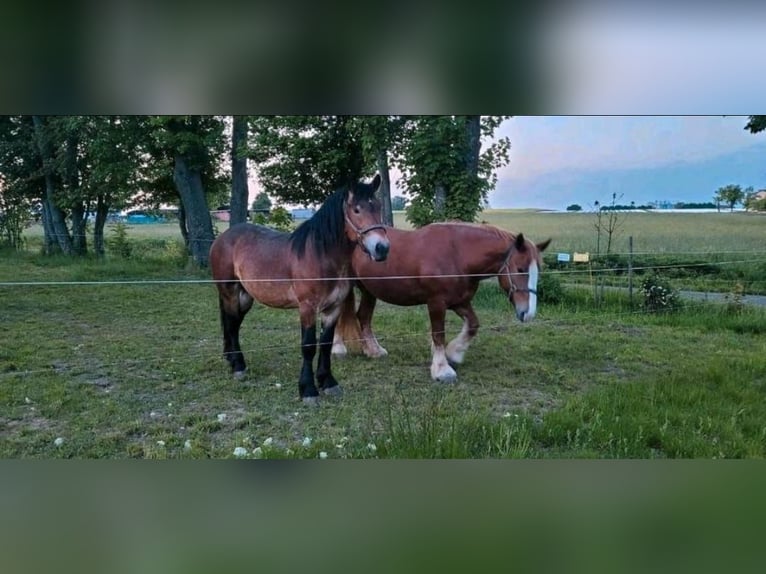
332 222 550 383
209 175 390 404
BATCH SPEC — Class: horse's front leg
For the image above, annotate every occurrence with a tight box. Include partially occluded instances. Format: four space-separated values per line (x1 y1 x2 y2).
446 303 480 367
298 304 321 405
357 285 387 358
316 306 343 398
428 301 457 383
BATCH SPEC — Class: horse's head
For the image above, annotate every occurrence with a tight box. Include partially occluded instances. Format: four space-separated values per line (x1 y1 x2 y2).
498 233 551 323
344 173 390 262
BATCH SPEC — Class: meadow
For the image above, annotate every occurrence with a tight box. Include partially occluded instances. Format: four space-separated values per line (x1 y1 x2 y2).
1 210 765 459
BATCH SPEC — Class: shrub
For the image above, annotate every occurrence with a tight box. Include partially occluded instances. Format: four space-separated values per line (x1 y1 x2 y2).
107 222 132 258
640 274 681 313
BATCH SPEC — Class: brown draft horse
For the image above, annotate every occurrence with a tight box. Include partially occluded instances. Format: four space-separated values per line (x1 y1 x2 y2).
209 175 390 404
332 222 550 383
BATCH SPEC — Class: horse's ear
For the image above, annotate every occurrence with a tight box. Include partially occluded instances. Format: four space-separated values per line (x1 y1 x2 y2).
346 189 355 204
536 238 552 252
371 173 381 192
514 233 526 251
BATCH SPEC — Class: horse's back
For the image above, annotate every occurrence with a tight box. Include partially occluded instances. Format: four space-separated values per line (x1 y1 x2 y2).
210 223 290 281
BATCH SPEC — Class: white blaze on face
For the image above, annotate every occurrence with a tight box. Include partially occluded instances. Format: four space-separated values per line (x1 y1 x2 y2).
526 260 539 321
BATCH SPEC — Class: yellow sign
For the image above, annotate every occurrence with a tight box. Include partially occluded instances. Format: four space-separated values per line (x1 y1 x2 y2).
573 252 590 263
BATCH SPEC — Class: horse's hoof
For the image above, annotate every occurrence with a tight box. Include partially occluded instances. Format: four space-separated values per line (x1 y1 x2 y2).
302 396 320 407
322 385 344 398
233 370 247 380
434 372 458 384
331 343 348 358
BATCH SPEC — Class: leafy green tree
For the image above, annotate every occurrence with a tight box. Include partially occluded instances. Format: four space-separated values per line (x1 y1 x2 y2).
566 204 582 212
251 192 272 212
395 116 510 227
144 116 227 266
248 116 369 206
714 184 745 212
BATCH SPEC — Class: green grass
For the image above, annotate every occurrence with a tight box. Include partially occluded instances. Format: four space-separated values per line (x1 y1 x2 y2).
2 241 765 459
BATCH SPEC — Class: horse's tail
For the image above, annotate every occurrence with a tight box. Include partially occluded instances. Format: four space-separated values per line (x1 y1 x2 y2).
334 286 363 355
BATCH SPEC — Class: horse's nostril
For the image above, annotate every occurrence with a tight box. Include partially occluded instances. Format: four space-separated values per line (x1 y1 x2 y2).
375 242 390 260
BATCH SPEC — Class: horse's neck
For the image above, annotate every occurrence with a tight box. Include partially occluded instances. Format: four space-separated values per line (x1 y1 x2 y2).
469 231 513 275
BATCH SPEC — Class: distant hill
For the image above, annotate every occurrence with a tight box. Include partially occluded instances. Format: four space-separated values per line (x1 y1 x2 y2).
494 141 766 210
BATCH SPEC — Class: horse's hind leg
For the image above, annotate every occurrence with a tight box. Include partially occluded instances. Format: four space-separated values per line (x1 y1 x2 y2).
446 303 480 366
357 286 388 358
218 283 253 377
428 301 457 383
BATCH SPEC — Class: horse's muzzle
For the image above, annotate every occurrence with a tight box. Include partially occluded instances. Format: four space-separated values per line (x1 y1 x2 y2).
372 241 389 261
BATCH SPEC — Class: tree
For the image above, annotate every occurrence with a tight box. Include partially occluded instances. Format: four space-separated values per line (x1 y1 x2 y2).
252 192 272 213
229 115 249 226
391 196 407 210
248 116 369 206
395 116 510 227
744 189 766 211
147 116 227 266
592 193 627 256
714 184 745 212
745 116 766 133
566 204 582 212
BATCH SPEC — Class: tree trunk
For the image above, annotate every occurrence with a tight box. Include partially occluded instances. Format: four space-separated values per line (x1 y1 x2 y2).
40 200 61 255
93 194 109 257
70 202 88 255
229 115 249 226
464 115 481 179
434 183 447 221
376 148 393 226
65 132 88 255
32 115 73 255
173 154 215 267
177 202 189 248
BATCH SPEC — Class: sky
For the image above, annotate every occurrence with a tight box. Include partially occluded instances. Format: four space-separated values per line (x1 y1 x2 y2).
489 116 766 210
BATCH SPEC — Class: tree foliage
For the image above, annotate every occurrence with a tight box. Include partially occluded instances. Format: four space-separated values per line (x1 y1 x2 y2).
714 184 747 212
248 116 369 206
252 192 272 212
395 116 510 227
745 116 766 134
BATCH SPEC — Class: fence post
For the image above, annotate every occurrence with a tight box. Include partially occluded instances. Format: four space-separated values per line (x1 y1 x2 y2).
628 235 634 308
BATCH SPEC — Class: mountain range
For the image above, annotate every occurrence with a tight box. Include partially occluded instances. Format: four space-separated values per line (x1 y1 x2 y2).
492 140 766 210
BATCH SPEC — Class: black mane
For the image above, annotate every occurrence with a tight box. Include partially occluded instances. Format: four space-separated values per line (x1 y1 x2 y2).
290 179 377 259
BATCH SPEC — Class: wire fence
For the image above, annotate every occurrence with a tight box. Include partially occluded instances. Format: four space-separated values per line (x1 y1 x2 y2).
0 291 758 382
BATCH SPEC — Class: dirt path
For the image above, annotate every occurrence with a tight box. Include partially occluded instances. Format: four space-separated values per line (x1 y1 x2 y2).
565 285 766 307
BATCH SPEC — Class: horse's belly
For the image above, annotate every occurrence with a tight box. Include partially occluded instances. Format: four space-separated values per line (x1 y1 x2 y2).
360 278 428 306
245 282 300 309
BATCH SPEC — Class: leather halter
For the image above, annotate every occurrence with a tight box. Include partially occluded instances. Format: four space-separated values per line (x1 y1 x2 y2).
500 244 538 298
344 211 387 241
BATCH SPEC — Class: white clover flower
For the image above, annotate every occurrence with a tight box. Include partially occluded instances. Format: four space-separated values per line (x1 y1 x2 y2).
233 447 248 458
503 412 512 418
217 413 227 422
184 440 192 450
302 437 312 447
319 451 328 459
25 397 32 404
263 437 274 447
367 443 377 452
253 446 263 459
149 411 159 418
275 383 282 389
156 440 166 447
53 437 65 447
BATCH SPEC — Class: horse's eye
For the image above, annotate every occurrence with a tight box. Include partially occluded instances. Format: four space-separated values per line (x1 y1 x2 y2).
354 206 361 214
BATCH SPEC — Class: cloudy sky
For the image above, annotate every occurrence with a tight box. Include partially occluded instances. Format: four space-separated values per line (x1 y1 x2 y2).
489 116 766 209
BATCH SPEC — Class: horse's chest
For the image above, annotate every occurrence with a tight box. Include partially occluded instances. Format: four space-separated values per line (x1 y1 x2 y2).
320 280 350 312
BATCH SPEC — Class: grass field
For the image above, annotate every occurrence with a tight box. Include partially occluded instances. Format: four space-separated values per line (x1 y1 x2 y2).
2 212 765 458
